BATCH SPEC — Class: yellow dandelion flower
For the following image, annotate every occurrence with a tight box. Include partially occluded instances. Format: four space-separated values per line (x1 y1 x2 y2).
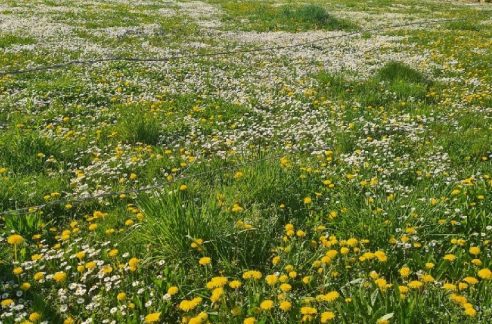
242 270 262 280
399 266 411 278
300 306 317 315
144 312 161 323
210 287 224 303
229 280 242 289
321 311 336 323
1 299 14 308
477 268 491 280
260 299 274 311
199 257 211 266
408 281 423 289
463 277 478 285
29 312 41 321
167 286 179 296
117 292 126 301
279 301 292 312
244 317 256 324
53 271 67 283
469 246 480 255
279 283 292 292
443 254 456 262
7 234 24 245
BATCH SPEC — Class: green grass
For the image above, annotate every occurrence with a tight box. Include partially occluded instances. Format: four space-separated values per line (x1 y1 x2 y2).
1 0 492 323
218 2 357 32
0 34 36 48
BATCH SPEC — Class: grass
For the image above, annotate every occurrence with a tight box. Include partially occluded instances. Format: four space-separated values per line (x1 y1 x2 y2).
1 0 492 323
218 2 357 32
0 34 36 48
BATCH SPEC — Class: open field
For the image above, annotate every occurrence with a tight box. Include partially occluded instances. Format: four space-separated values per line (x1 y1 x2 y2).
1 0 492 323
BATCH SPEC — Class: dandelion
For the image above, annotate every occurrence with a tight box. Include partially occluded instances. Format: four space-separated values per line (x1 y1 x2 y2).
303 196 312 204
128 257 139 271
321 311 336 323
53 271 67 283
464 307 476 317
265 274 278 286
279 283 292 292
210 287 224 303
260 299 274 311
229 280 242 289
144 312 161 323
167 286 179 296
443 254 456 262
117 292 126 301
1 299 14 308
242 270 262 280
463 277 478 285
29 312 41 321
7 234 24 245
477 268 491 280
469 246 480 255
279 301 292 311
399 266 411 278
199 257 211 266
408 281 423 289
244 317 256 324
179 297 202 312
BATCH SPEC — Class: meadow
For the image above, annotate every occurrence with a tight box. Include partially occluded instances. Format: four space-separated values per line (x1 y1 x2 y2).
1 0 491 323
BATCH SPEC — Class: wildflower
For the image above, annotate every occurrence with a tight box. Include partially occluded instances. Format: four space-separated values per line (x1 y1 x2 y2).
442 283 457 291
64 317 74 324
279 301 292 311
421 274 434 283
53 271 67 283
210 287 224 303
29 312 41 321
425 262 435 269
301 306 317 315
471 259 482 266
477 268 491 280
280 283 292 292
117 292 126 301
303 196 312 204
242 270 262 280
13 267 23 275
463 277 478 285
144 312 161 323
199 257 211 266
167 286 179 296
207 277 228 289
375 278 391 291
408 281 423 289
1 299 14 308
443 254 456 262
179 297 202 312
399 266 411 278
229 280 242 289
464 305 477 317
21 282 31 290
265 274 278 286
179 184 188 191
272 256 281 265
189 312 208 324
469 246 480 255
34 272 45 281
321 311 336 323
128 257 139 271
244 317 256 324
260 299 274 311
7 234 24 245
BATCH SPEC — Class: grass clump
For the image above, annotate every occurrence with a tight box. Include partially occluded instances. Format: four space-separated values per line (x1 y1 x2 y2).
0 34 36 48
221 2 356 32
